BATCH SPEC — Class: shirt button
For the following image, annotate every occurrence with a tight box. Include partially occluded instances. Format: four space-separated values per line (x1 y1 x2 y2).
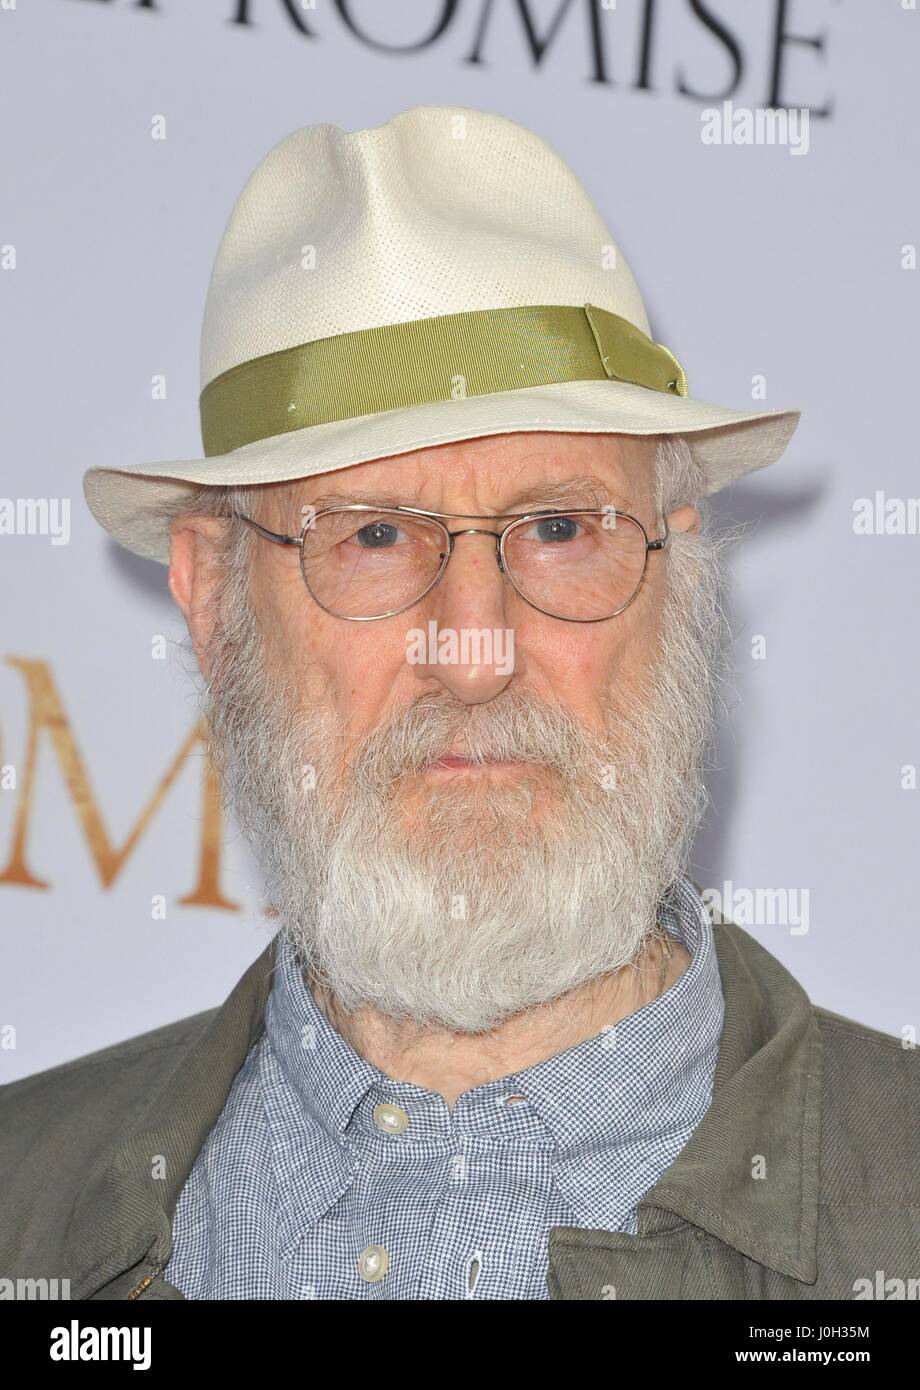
357 1245 390 1283
373 1101 410 1136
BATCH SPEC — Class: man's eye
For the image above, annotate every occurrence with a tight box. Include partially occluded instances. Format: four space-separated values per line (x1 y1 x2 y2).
354 522 402 548
522 516 583 543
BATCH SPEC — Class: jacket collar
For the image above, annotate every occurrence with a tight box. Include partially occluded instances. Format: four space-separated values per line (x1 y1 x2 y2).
64 910 821 1297
621 910 822 1282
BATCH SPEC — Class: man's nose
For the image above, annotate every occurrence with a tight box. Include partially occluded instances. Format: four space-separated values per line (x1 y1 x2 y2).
408 531 518 703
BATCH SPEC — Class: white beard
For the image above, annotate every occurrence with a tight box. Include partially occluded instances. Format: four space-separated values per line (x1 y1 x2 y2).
202 531 727 1033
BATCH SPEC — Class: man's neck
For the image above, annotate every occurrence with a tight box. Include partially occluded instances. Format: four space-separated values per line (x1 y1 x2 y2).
308 934 692 1108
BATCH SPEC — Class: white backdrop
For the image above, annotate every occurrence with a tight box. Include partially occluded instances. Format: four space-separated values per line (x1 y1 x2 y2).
2 0 918 1082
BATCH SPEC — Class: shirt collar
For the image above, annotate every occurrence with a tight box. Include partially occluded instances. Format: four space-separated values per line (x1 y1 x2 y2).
261 873 724 1239
264 941 382 1139
506 875 724 1226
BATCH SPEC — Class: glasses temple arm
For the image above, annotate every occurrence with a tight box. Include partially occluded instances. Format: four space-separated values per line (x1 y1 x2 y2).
230 513 301 546
646 513 671 551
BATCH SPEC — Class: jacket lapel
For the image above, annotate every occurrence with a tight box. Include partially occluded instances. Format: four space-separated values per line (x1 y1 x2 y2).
63 941 279 1300
549 917 823 1297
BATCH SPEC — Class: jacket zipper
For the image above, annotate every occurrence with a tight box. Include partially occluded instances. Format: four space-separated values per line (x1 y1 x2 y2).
126 1263 162 1300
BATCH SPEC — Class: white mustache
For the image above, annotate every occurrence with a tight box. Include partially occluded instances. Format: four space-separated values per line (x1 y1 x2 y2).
349 688 607 788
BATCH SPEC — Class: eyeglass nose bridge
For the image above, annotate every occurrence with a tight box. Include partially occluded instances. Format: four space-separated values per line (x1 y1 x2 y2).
442 526 508 575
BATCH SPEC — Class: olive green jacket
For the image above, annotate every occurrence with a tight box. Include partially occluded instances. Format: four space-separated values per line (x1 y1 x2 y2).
2 913 918 1300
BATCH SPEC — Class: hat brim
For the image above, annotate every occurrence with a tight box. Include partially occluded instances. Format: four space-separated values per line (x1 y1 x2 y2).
83 378 800 565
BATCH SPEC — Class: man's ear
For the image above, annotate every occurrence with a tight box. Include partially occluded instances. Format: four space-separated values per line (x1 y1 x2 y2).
167 516 228 678
665 503 701 536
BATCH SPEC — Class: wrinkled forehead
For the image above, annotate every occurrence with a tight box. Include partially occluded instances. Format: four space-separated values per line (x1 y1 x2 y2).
251 432 658 527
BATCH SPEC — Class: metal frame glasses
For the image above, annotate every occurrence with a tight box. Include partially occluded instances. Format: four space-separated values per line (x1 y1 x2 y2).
231 502 671 623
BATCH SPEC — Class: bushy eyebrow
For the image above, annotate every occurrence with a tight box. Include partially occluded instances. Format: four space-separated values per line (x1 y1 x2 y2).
301 474 631 514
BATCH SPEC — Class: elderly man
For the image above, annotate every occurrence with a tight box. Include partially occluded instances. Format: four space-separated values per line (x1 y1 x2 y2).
2 105 918 1303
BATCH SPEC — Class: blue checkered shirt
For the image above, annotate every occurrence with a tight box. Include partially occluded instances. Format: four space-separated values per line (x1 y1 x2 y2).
163 874 724 1300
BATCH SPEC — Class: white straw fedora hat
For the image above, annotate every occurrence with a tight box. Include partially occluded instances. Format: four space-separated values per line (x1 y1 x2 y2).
83 104 800 564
